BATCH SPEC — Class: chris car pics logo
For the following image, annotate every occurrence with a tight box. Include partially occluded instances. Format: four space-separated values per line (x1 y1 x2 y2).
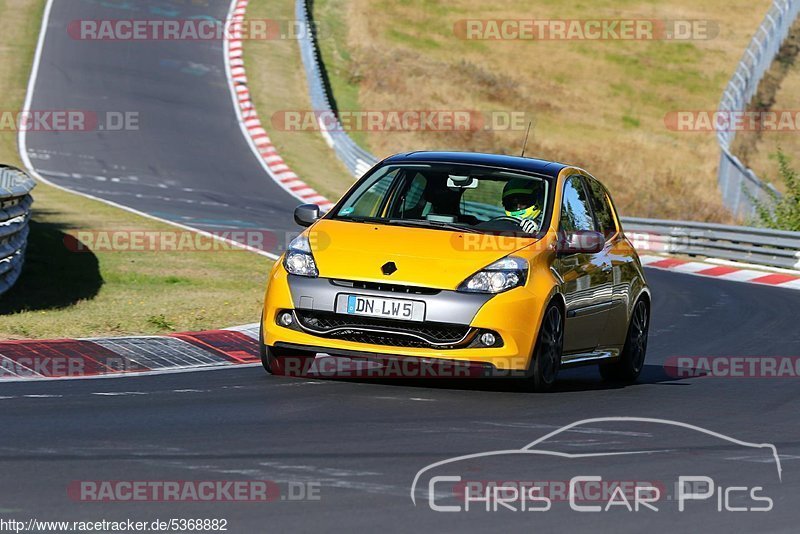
411 417 781 513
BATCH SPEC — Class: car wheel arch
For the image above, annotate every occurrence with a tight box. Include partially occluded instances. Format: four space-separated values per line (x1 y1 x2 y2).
631 288 651 322
548 292 567 320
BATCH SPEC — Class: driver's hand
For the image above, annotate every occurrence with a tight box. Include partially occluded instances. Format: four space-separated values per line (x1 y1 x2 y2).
518 218 538 233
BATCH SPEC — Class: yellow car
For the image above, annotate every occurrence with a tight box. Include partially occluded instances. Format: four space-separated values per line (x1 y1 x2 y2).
260 152 650 391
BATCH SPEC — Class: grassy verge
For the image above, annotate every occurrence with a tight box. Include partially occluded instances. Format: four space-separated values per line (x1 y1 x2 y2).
731 18 800 190
0 0 272 339
0 183 273 339
243 0 355 200
303 0 777 222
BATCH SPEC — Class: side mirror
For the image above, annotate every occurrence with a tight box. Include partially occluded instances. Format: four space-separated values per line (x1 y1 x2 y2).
557 230 604 255
294 204 320 227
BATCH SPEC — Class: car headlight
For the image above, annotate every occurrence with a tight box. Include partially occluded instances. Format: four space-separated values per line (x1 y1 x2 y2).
283 234 318 277
458 256 528 293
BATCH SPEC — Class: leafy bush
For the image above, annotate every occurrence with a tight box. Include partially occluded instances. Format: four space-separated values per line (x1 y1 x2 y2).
749 150 800 231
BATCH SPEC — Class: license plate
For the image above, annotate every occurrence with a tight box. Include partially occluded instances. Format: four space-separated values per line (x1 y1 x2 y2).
336 294 425 322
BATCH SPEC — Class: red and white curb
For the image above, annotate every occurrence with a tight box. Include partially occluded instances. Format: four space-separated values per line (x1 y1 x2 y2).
226 0 335 212
639 254 800 291
0 324 262 381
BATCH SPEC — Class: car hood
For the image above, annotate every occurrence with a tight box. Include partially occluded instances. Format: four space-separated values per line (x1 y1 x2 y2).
307 219 539 290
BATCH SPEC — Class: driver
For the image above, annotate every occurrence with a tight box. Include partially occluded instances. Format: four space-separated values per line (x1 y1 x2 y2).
502 178 543 233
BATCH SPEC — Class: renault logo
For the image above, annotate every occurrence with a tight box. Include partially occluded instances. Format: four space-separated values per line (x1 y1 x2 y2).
381 261 397 275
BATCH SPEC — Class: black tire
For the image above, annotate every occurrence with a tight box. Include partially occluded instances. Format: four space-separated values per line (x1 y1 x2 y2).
259 315 273 374
527 303 565 392
259 316 316 377
599 299 650 383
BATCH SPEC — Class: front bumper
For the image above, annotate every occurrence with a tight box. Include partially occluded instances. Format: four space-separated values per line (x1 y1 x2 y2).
272 341 508 378
263 268 551 372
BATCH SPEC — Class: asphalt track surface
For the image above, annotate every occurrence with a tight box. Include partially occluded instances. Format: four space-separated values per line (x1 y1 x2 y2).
23 0 300 254
1 270 799 531
9 0 800 532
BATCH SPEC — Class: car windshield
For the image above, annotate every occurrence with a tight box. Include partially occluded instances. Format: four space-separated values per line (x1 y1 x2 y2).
330 163 552 236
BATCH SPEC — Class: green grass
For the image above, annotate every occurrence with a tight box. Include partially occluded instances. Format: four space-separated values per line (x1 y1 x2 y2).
622 114 640 128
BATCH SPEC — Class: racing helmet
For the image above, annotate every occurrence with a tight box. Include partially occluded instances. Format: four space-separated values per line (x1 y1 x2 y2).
502 178 542 219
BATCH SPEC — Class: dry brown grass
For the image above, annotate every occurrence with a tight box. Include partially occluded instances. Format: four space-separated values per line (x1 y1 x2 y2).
312 0 777 221
732 19 800 191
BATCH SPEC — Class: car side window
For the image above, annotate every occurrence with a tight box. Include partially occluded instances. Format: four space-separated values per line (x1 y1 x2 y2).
585 177 617 239
559 176 596 232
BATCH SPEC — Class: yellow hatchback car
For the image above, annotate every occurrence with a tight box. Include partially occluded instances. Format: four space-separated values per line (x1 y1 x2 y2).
260 152 650 391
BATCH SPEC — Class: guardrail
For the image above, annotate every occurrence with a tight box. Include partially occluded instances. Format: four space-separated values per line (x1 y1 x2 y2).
716 0 799 218
0 165 35 296
622 217 800 271
296 0 379 177
295 0 799 272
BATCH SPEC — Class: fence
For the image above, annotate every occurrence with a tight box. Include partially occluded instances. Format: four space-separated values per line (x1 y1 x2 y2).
716 0 800 218
0 166 35 296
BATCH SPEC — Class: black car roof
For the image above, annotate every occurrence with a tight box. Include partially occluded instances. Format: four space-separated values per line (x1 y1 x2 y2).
382 151 570 178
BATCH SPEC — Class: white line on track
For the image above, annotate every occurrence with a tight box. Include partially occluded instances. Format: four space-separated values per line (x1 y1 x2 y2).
477 421 654 438
725 454 800 463
372 396 436 402
271 380 329 387
92 391 148 397
18 0 279 261
0 363 262 384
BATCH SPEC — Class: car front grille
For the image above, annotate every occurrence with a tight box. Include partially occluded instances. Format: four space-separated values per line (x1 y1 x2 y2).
294 310 472 349
330 279 440 295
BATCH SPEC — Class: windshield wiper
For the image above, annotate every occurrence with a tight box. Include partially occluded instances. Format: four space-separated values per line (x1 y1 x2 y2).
336 215 480 233
386 218 480 233
334 215 384 223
